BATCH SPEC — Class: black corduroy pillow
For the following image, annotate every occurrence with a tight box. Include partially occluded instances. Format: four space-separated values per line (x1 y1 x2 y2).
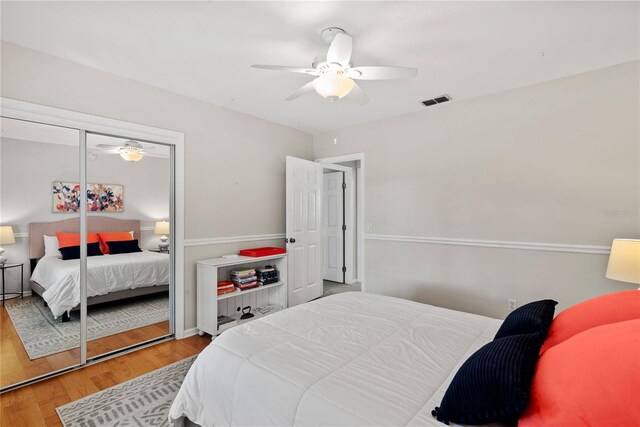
432 332 544 425
59 242 103 260
106 239 142 255
494 299 557 340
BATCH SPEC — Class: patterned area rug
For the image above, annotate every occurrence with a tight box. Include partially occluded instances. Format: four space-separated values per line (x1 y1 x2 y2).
56 356 195 427
5 293 169 360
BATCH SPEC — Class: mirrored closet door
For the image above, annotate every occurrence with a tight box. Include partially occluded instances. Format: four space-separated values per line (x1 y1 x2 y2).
85 133 173 359
0 118 82 388
0 114 175 392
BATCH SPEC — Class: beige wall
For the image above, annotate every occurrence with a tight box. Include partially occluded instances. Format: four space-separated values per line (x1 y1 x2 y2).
1 42 313 329
2 40 638 326
314 61 640 318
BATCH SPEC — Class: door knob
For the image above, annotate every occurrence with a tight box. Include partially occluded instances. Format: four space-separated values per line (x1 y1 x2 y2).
290 238 296 243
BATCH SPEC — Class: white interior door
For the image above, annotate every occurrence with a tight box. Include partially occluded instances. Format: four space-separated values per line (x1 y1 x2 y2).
286 156 323 306
323 171 344 282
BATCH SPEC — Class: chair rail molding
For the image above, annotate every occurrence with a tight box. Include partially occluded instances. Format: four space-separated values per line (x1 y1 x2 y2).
184 233 286 247
365 234 611 255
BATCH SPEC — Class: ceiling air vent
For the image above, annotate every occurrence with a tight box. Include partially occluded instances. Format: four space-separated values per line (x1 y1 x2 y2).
422 95 451 107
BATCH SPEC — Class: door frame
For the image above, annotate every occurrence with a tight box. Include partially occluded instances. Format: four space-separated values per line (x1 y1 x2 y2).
315 153 366 290
0 98 186 340
320 164 353 284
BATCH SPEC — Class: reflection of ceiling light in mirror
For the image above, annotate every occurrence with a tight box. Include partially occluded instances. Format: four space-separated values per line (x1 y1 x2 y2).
119 147 144 162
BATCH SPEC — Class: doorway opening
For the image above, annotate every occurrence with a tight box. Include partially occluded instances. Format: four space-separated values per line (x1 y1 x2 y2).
284 154 365 307
317 154 364 297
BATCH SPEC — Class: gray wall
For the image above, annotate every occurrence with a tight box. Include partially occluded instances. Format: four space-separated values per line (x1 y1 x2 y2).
1 42 314 329
314 61 640 318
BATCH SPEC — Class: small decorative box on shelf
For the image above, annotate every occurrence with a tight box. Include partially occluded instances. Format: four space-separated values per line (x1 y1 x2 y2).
196 253 287 339
238 247 285 257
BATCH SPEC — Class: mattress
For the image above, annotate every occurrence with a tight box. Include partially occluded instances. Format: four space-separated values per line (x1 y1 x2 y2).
31 250 170 318
169 292 502 427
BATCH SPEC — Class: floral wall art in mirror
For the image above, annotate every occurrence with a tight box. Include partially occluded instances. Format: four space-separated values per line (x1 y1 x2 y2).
52 182 124 213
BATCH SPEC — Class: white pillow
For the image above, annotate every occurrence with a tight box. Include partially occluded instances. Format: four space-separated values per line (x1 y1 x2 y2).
43 235 61 258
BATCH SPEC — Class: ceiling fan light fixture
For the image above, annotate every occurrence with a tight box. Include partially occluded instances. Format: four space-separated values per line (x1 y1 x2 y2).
119 147 144 162
253 28 416 104
312 74 355 101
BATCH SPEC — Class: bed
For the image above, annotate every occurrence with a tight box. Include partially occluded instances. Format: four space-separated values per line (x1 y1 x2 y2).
29 217 170 319
169 292 503 427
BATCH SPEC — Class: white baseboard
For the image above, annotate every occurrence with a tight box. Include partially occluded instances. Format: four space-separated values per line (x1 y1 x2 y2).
0 290 31 301
181 327 199 339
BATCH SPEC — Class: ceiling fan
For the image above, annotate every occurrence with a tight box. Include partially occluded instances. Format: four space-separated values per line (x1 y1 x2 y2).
252 27 418 104
91 140 153 162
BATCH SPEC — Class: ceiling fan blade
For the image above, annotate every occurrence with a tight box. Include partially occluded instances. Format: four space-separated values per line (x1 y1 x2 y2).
348 83 369 105
326 33 353 67
91 148 119 154
252 65 320 76
91 146 119 152
286 80 316 101
94 143 120 148
346 66 417 80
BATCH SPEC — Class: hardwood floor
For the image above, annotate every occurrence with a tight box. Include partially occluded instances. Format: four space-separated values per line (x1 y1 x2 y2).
87 321 170 358
0 335 211 426
0 297 171 388
0 299 78 388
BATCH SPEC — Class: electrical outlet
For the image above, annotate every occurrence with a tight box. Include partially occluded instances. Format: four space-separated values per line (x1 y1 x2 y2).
508 299 517 311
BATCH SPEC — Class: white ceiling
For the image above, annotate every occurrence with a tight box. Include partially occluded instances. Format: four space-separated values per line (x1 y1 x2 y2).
1 1 638 134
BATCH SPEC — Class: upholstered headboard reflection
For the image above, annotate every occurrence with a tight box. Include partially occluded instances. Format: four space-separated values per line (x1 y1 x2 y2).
29 217 141 260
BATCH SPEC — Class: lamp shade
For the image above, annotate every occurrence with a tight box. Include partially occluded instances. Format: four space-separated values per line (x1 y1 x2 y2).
155 221 170 235
606 239 640 284
0 226 15 245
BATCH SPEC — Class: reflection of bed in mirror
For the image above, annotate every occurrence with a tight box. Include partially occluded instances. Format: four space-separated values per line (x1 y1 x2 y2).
28 217 170 321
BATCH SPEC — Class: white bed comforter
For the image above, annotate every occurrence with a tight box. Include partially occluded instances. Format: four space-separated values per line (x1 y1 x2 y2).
31 251 170 318
169 292 502 427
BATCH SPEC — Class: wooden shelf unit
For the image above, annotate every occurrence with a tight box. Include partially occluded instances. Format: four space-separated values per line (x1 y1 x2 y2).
196 254 287 337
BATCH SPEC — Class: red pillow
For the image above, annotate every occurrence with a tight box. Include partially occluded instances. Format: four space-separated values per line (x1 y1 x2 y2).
540 290 640 353
97 232 133 254
520 319 640 427
55 232 100 249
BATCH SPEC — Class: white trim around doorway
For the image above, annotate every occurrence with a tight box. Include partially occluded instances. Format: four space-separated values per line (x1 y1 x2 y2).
315 153 366 291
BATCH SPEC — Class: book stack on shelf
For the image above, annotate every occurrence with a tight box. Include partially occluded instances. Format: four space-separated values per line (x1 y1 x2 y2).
257 265 279 285
217 280 236 296
231 269 259 291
